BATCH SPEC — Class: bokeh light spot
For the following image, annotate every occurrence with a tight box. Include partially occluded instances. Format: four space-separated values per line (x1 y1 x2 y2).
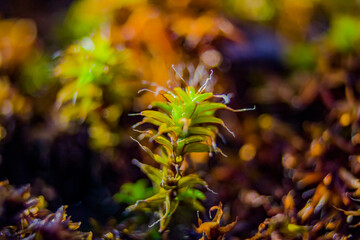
239 143 256 161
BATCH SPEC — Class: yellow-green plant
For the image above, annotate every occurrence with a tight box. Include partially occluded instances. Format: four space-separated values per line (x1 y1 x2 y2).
128 68 254 232
54 33 137 149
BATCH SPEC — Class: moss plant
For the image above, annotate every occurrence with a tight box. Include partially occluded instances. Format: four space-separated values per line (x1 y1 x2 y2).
196 202 238 240
128 68 254 233
0 180 92 240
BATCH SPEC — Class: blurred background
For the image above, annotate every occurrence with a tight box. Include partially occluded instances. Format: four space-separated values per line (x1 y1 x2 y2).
1 0 360 239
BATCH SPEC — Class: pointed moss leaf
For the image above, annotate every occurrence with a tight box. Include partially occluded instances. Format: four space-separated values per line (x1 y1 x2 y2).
191 116 235 137
183 143 211 154
153 136 173 154
197 102 227 113
141 110 174 126
151 102 172 115
192 92 213 103
158 123 182 136
159 197 179 232
177 136 208 155
188 127 217 140
197 109 217 117
132 117 163 129
127 191 167 211
170 104 182 122
132 160 163 186
130 137 156 158
142 117 164 127
162 92 176 103
177 174 207 189
183 103 198 118
154 154 170 168
191 116 224 126
179 135 207 145
187 86 196 97
174 87 191 103
207 125 218 132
